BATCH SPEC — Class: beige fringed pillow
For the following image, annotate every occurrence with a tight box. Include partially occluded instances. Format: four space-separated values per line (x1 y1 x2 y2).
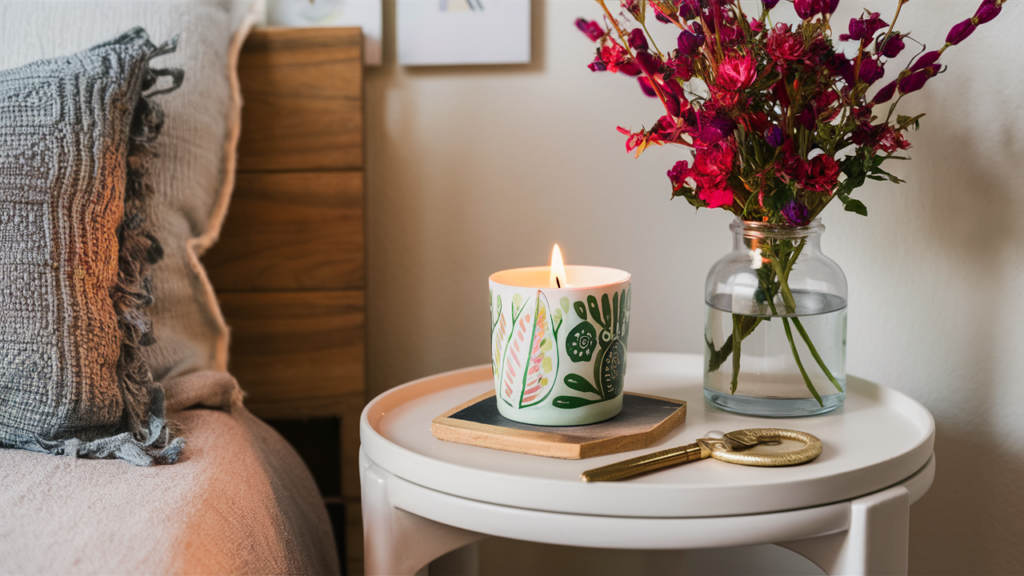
0 1 261 383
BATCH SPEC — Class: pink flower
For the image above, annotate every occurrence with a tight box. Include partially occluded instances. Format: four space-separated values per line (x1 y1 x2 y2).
767 24 805 62
668 160 692 189
575 19 604 42
698 185 735 209
840 12 888 43
716 53 757 91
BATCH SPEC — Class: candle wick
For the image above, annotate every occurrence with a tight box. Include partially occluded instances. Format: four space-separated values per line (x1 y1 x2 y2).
556 277 561 288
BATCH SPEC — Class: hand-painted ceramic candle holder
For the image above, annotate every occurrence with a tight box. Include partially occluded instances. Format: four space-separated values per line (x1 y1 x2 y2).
489 265 631 426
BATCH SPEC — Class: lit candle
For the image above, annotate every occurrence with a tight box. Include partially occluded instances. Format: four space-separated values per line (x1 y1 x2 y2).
488 247 631 426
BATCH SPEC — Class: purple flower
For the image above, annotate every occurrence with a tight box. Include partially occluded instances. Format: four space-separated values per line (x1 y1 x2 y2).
859 58 885 85
876 33 905 58
575 19 604 42
762 0 781 9
782 200 811 226
587 58 607 72
975 0 1002 24
765 126 785 147
677 29 704 56
629 28 649 51
839 12 888 43
946 18 977 45
698 114 737 145
871 80 898 105
910 51 941 71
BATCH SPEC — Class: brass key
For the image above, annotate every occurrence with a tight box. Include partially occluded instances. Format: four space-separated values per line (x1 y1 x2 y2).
580 428 822 482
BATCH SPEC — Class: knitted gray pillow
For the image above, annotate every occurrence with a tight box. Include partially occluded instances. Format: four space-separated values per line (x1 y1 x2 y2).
0 28 184 466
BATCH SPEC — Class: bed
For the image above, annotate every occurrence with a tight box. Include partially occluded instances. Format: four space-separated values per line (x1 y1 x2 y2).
0 13 365 576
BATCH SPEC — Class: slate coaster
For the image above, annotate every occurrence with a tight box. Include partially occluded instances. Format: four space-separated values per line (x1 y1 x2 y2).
431 391 687 460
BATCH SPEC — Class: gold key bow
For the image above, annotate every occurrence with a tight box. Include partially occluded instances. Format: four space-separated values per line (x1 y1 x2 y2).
580 428 822 482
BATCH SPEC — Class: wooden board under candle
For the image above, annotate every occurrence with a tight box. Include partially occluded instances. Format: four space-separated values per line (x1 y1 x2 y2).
431 392 686 460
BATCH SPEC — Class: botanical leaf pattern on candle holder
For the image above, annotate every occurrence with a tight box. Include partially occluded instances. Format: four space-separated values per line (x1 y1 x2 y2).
554 287 632 409
495 291 562 408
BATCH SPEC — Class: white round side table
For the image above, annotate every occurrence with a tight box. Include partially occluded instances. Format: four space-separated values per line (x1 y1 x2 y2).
360 353 935 576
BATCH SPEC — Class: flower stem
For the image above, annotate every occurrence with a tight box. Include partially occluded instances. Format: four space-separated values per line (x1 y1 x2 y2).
768 242 840 396
763 282 824 407
731 313 742 393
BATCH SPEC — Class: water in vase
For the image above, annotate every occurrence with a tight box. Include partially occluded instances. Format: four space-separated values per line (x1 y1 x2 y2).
704 290 847 417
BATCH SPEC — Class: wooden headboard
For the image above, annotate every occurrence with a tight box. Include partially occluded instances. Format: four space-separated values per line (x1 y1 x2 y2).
202 27 365 575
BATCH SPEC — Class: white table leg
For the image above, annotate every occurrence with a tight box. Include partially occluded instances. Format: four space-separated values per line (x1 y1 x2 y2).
361 452 486 576
778 485 910 576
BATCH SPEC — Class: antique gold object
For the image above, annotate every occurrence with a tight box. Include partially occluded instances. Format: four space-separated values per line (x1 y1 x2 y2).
580 428 822 482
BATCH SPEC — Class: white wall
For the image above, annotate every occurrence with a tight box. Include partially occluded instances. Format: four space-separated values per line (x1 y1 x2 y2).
365 1 1024 573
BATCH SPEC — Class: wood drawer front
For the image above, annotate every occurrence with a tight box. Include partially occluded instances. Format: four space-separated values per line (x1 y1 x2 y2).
219 290 365 405
237 27 363 172
205 171 364 292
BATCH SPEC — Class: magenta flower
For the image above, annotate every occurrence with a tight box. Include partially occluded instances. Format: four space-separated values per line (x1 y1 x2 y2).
858 58 885 85
699 185 735 209
767 23 805 62
677 29 704 57
587 57 607 72
840 12 888 43
638 76 658 97
975 0 1002 24
762 0 781 9
795 0 839 20
875 33 905 58
804 155 841 193
635 51 662 76
629 28 649 51
698 114 737 145
946 19 976 45
668 160 692 189
716 53 757 91
898 66 939 94
910 51 941 71
871 79 898 105
782 200 811 226
575 19 603 42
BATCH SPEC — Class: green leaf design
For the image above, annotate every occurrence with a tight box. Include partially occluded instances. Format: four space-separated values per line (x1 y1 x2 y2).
566 321 597 363
587 296 606 328
600 294 612 328
563 373 600 396
595 339 627 399
574 301 587 320
560 297 570 313
553 396 602 409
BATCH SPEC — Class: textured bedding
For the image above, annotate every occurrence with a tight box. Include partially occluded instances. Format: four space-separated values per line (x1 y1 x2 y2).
0 370 340 575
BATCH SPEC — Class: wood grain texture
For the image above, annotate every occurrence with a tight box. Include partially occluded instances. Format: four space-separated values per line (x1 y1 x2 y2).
220 290 365 405
237 27 363 172
205 171 364 291
432 392 687 460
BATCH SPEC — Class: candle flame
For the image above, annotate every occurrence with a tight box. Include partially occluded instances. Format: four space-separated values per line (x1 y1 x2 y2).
550 244 566 288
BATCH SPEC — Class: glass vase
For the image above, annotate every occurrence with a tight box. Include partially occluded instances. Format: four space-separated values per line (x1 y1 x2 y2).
704 219 847 417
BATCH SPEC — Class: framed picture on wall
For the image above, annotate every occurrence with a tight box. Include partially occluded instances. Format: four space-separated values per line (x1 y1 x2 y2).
397 0 531 66
267 0 383 65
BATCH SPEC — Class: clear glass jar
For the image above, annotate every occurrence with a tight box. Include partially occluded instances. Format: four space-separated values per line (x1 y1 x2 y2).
704 219 847 417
